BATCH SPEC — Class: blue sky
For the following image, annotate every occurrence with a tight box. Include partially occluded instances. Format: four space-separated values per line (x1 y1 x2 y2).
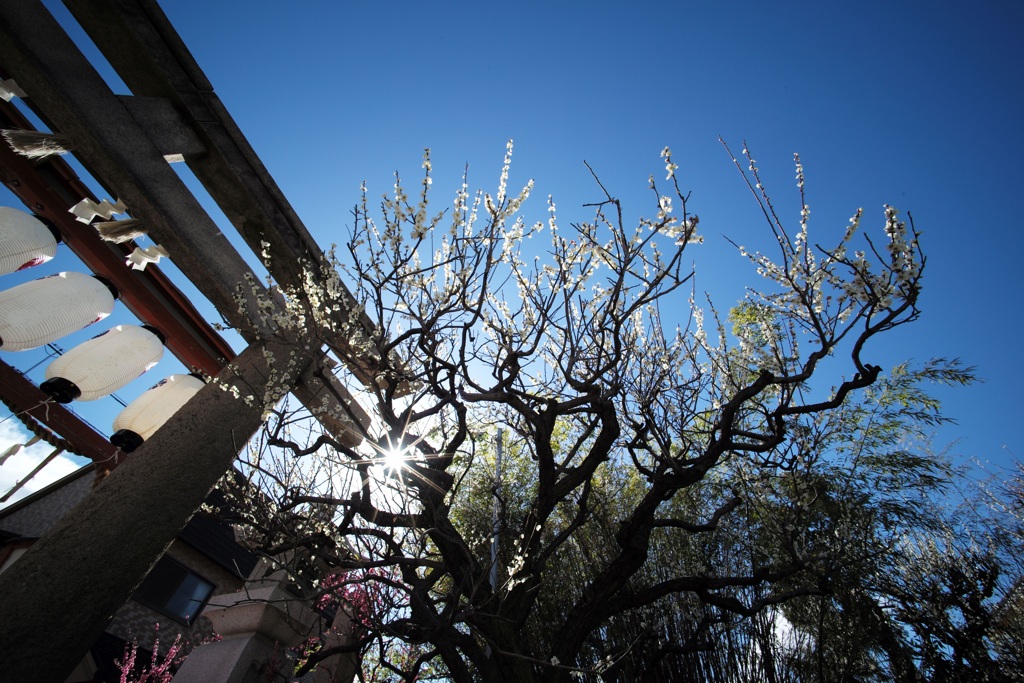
2 0 1022 501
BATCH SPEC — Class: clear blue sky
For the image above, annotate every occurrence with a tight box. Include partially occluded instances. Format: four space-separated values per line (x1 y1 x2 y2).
2 0 1022 500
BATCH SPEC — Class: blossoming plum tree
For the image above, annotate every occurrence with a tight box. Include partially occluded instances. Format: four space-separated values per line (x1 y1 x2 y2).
214 141 932 682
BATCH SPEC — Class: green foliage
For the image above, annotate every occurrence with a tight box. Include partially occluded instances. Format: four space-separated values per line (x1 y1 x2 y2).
442 357 1024 682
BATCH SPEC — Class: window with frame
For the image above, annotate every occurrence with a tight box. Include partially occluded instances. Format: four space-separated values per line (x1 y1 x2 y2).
133 556 215 625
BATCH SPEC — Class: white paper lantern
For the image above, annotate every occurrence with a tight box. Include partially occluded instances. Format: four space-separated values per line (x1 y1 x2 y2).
111 373 206 452
0 272 118 351
0 207 60 276
40 324 165 402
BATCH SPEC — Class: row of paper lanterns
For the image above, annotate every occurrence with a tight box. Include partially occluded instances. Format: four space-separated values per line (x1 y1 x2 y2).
0 206 206 453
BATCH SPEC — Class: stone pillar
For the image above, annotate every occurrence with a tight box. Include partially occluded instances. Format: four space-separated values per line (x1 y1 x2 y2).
173 580 319 683
312 606 361 683
0 339 311 683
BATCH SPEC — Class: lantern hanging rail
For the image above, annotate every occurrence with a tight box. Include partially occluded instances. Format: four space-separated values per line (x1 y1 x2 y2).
20 342 64 375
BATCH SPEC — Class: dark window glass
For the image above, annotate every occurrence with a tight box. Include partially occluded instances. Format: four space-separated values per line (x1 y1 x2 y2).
133 556 214 624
